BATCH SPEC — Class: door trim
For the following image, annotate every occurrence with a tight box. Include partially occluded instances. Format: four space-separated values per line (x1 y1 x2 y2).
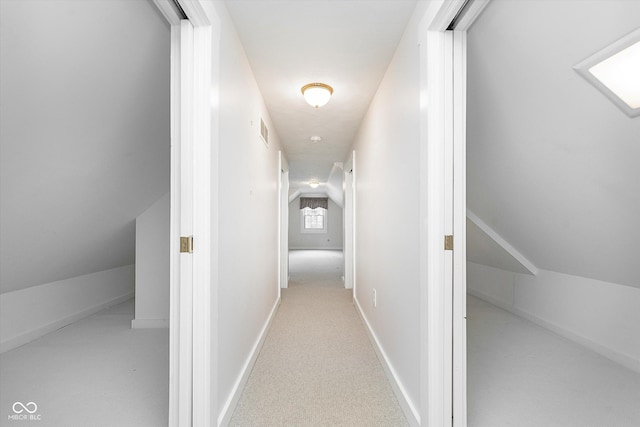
152 1 217 425
419 1 490 426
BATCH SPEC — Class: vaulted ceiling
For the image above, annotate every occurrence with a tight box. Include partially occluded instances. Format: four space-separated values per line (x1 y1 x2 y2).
467 0 640 288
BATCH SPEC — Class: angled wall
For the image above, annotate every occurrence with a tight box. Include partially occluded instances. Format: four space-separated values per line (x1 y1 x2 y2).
0 0 170 294
0 265 134 353
467 0 640 289
468 262 640 373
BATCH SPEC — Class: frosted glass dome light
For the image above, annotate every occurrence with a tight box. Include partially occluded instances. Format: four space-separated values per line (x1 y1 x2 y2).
301 83 333 108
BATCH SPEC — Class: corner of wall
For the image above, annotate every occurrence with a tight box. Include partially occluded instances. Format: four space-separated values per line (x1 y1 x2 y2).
0 265 134 354
217 296 280 426
353 296 420 426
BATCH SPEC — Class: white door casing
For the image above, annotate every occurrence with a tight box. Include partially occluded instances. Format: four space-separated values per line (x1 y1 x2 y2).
152 0 217 426
278 151 290 291
419 1 489 426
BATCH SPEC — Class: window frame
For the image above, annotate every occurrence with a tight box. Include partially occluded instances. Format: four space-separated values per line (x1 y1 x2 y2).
300 206 327 234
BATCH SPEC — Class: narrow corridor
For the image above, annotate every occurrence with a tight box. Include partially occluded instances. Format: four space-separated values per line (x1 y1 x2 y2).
229 250 408 426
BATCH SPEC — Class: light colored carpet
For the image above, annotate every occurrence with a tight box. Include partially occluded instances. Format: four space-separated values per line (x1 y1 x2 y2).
0 299 169 426
229 250 408 426
467 294 640 427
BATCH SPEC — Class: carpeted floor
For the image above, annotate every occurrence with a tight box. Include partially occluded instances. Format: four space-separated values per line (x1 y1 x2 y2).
0 299 168 426
467 295 640 427
229 250 408 426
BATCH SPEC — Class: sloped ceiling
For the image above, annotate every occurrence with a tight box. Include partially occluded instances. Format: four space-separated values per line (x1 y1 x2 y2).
467 218 533 275
467 0 640 288
223 0 417 191
0 0 170 293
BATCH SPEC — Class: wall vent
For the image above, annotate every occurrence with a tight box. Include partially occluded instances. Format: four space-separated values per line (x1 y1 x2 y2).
260 117 269 147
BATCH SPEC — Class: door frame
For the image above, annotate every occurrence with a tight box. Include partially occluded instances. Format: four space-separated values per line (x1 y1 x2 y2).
343 151 356 291
419 1 489 426
152 1 217 425
278 151 289 291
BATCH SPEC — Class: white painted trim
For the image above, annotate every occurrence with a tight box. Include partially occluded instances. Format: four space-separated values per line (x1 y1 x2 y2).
421 22 448 427
177 20 195 427
217 297 281 426
467 288 640 374
131 318 169 329
351 151 357 297
191 16 214 427
343 154 354 290
419 2 490 425
289 246 343 251
151 0 183 26
278 152 290 290
466 209 538 275
180 0 210 27
167 22 182 427
353 296 420 426
453 0 491 31
1 292 133 354
288 188 302 203
452 29 468 427
160 2 218 424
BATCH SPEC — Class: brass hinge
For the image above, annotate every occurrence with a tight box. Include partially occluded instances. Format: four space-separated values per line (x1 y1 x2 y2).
180 236 194 253
444 235 454 251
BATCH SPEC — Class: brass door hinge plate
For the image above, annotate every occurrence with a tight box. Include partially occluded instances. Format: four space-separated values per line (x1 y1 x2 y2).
444 235 454 251
180 236 194 253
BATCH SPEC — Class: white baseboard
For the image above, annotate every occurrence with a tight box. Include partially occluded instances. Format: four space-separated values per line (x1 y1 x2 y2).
467 289 640 374
353 296 420 426
289 247 343 251
1 292 133 354
131 318 169 329
217 296 281 426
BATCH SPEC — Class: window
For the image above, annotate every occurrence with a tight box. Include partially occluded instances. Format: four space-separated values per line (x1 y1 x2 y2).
301 207 327 233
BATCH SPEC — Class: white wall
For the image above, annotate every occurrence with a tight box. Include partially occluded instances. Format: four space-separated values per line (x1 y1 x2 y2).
0 265 134 353
467 0 640 289
468 262 640 373
288 196 343 250
206 1 285 422
133 193 169 328
347 3 425 422
0 0 170 294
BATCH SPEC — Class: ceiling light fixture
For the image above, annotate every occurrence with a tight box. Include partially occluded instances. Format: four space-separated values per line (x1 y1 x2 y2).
309 179 320 188
310 135 322 143
574 28 640 117
301 83 333 108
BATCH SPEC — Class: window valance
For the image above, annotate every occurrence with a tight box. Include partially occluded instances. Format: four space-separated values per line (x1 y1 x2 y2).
300 197 328 210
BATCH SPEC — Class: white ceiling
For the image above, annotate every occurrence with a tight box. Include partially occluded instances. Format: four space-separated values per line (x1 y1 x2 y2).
223 0 417 189
467 0 640 288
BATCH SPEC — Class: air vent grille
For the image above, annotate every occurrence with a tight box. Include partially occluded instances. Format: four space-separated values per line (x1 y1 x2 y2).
260 117 269 146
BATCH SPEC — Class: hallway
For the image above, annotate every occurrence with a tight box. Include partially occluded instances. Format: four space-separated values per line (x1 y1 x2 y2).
229 250 407 426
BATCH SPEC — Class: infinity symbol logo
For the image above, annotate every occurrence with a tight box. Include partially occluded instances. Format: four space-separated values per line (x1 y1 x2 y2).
12 401 38 414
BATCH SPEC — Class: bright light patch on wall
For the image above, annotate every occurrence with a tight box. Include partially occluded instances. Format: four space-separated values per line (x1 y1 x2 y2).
574 28 640 117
